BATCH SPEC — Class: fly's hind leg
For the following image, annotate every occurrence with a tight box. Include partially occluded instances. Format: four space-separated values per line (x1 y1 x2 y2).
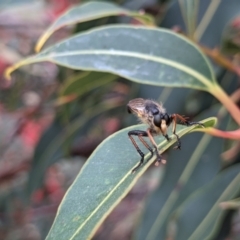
128 130 154 173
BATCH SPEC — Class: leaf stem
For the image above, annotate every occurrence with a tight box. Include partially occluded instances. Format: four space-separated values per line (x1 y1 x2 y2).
210 85 240 126
200 45 240 77
195 128 240 140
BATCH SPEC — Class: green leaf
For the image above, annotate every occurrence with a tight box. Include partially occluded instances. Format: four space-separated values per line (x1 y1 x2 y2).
6 25 216 91
221 17 240 55
178 0 199 37
27 101 119 196
174 165 240 240
59 71 117 97
201 0 240 44
133 106 226 240
162 0 240 46
35 1 154 52
46 117 216 240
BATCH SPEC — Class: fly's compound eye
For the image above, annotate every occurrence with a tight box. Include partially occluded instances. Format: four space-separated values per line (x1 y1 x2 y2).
153 114 162 127
164 114 171 125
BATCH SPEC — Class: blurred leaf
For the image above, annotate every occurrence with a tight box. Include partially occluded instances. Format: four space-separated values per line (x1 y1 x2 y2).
6 25 216 91
174 165 240 240
162 0 240 46
0 0 39 8
59 71 118 97
27 101 120 196
221 16 240 55
35 1 155 52
55 71 117 113
197 0 240 45
178 0 199 38
134 107 227 240
220 197 240 210
46 117 216 240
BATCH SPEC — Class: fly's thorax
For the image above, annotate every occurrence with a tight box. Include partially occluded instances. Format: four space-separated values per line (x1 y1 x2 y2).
144 100 166 115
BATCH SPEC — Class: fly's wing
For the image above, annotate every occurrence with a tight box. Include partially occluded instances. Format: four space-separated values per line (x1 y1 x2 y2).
127 98 147 115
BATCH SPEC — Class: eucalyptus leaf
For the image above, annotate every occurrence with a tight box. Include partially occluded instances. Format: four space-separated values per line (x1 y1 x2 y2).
59 71 117 97
178 0 199 37
134 106 226 240
221 18 240 55
46 117 216 240
7 25 216 91
174 165 240 240
35 1 154 52
162 0 240 46
27 101 118 196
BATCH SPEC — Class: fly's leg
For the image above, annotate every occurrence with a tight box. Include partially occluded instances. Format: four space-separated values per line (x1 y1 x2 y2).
160 131 171 142
170 114 183 150
138 135 154 159
164 134 171 142
171 114 204 150
128 130 154 173
184 121 205 127
146 129 165 165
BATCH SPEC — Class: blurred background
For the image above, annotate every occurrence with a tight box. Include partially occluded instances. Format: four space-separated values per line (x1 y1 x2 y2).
0 0 240 239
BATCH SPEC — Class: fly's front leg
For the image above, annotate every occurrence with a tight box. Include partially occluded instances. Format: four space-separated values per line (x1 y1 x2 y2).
184 120 205 128
159 126 171 142
146 129 166 166
164 134 171 142
128 130 154 173
171 114 182 150
158 118 172 143
170 114 205 150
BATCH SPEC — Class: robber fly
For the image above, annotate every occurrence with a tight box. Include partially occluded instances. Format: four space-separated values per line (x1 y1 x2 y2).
127 98 204 173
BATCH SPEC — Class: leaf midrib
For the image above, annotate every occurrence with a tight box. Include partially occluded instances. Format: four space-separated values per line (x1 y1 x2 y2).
38 50 212 88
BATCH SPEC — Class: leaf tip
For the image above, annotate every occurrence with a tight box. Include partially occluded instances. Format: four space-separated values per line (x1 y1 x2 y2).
35 40 43 53
201 117 218 128
4 66 14 81
35 31 51 53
